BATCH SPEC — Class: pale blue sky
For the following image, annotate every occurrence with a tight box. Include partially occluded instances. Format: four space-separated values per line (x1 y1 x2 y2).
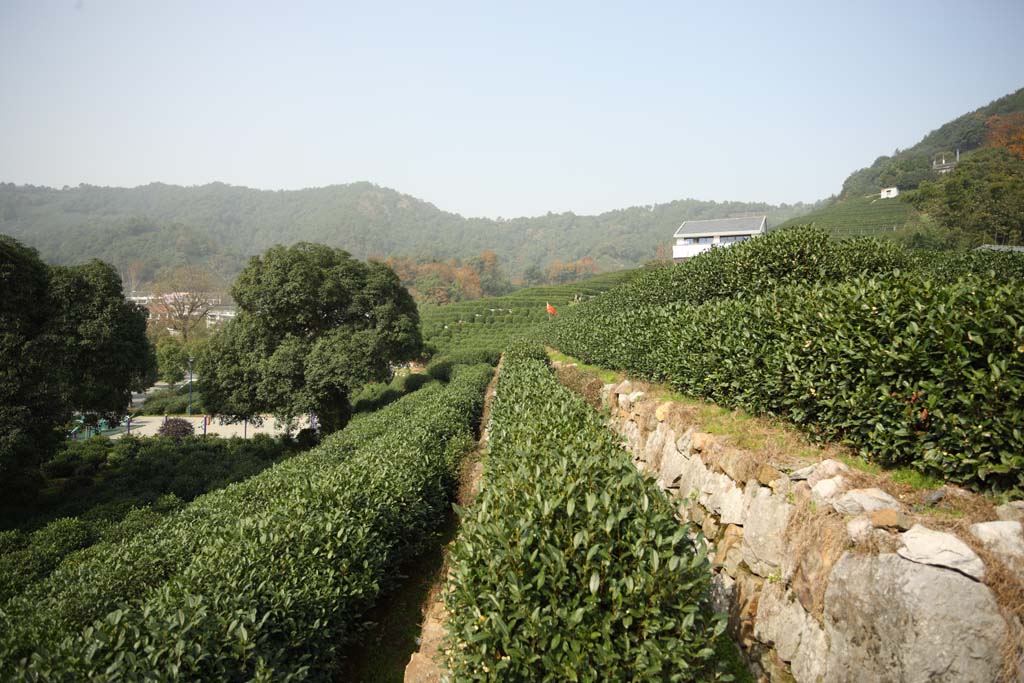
1 0 1021 217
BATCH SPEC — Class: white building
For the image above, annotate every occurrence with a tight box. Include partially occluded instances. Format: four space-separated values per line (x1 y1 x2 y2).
880 187 899 199
672 216 767 262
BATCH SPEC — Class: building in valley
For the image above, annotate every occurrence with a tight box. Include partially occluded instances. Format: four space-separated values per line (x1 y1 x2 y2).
672 216 767 262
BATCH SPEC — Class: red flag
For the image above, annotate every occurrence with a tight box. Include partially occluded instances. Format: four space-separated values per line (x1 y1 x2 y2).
546 302 557 315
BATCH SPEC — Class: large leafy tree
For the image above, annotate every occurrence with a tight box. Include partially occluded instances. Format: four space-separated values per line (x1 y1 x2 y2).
0 237 59 477
0 238 155 480
200 243 422 432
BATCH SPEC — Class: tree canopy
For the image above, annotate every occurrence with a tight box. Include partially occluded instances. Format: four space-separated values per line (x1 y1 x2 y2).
0 236 155 480
199 244 422 432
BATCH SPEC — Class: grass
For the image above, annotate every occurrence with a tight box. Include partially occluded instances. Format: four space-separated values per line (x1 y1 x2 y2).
836 454 945 491
547 348 622 384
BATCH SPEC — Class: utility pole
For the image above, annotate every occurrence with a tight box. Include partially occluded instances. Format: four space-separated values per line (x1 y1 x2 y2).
187 356 195 416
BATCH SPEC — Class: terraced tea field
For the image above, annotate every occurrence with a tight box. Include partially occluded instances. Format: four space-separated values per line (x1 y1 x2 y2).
775 195 919 237
420 270 638 355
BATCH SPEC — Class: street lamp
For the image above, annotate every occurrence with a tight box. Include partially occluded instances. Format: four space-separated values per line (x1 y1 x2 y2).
187 356 195 416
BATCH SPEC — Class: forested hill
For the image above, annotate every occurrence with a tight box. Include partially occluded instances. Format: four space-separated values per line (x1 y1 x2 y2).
840 86 1024 198
0 181 818 285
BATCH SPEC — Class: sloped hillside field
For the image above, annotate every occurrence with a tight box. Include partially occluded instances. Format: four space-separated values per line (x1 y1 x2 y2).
550 227 1024 493
420 270 637 356
444 341 727 681
0 364 492 680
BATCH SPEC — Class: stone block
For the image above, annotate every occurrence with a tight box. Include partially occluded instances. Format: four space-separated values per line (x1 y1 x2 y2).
996 500 1024 523
811 475 847 504
758 464 785 486
741 485 793 577
897 524 985 581
824 553 1005 682
869 508 912 531
969 520 1024 562
832 487 901 516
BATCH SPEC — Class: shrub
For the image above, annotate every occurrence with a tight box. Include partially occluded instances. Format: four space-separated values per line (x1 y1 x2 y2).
157 417 194 440
503 336 549 364
550 226 909 379
549 228 1024 493
444 357 725 681
665 272 1024 492
138 385 205 415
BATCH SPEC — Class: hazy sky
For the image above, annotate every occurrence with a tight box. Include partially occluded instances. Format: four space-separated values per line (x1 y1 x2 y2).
1 1 1021 218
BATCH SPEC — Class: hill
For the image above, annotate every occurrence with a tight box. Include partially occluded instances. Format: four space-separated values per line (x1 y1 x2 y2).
781 86 1023 243
0 181 817 286
840 87 1024 198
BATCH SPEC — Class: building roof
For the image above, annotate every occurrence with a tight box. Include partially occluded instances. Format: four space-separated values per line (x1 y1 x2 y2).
975 244 1024 253
674 216 767 238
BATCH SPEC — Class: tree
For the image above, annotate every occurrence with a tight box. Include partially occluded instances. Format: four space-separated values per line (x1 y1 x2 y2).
151 265 222 342
155 336 190 385
48 260 157 426
986 113 1024 160
200 243 421 432
0 236 60 478
0 239 155 481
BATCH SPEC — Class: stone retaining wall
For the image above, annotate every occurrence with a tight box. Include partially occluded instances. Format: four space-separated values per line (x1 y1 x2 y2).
554 362 1022 683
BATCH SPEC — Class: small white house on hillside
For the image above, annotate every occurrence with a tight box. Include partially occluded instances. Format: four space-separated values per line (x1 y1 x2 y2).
672 216 767 262
880 187 899 199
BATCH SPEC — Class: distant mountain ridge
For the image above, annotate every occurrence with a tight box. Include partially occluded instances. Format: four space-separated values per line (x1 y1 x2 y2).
0 181 818 284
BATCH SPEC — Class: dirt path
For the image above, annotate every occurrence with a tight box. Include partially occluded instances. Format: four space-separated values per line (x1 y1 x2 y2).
403 360 501 683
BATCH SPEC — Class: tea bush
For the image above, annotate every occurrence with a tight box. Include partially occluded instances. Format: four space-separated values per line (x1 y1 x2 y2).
550 226 908 380
548 228 1024 492
420 270 637 358
444 354 726 681
1 364 492 680
666 273 1024 492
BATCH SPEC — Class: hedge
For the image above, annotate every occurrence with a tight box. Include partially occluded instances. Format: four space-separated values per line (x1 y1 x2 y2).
444 354 726 681
550 226 909 380
1 365 492 680
665 273 1024 492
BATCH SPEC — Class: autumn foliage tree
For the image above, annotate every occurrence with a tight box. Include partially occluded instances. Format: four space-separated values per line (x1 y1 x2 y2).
986 113 1024 159
150 265 223 341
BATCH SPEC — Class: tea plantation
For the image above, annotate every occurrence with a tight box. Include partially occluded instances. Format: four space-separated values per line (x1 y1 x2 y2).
444 341 727 681
0 364 492 680
420 270 638 357
774 195 919 237
549 226 1024 493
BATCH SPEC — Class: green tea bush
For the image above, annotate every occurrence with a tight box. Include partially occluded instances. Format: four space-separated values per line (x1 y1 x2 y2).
19 434 294 531
0 517 97 602
444 357 726 681
1 364 492 680
503 336 549 364
550 227 908 380
666 273 1024 492
549 227 1024 492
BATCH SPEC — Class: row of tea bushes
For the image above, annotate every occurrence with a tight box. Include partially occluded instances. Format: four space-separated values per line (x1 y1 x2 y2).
549 228 1024 492
444 350 727 681
1 365 492 680
665 273 1024 492
8 432 292 531
420 270 637 357
0 497 182 605
549 227 910 380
